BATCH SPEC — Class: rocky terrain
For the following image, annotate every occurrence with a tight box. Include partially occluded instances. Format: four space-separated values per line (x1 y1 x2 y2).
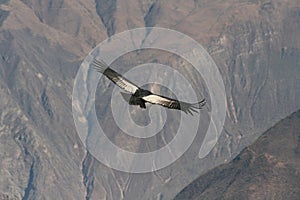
174 110 300 200
0 0 299 199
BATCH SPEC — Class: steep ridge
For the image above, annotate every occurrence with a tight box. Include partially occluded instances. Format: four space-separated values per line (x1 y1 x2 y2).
174 110 300 199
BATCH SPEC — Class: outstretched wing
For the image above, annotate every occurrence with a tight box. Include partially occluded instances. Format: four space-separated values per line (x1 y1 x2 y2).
92 59 139 94
142 94 206 115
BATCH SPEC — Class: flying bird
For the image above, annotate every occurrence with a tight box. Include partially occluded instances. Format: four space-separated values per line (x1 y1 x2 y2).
92 59 206 115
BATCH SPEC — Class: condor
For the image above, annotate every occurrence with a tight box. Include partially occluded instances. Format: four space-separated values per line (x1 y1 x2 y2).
92 59 206 115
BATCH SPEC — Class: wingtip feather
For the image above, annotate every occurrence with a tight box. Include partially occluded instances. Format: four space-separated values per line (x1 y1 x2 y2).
192 98 206 109
91 58 109 73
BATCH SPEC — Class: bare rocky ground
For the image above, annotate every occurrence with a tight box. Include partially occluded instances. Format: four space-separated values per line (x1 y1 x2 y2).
0 0 299 199
174 110 300 200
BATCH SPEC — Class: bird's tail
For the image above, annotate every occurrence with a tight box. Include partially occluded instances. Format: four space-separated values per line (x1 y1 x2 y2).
91 58 109 73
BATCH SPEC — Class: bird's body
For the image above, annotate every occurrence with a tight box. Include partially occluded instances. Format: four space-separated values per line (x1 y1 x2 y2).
120 89 150 108
130 89 152 108
92 59 206 115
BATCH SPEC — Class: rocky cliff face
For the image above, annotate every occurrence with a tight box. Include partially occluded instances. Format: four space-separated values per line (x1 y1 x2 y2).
174 110 300 200
0 0 299 199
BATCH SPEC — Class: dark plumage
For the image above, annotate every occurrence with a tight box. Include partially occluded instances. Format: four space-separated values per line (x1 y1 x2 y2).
92 59 206 115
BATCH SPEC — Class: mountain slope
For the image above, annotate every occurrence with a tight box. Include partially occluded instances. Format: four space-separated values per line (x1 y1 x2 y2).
0 0 299 199
174 110 300 200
